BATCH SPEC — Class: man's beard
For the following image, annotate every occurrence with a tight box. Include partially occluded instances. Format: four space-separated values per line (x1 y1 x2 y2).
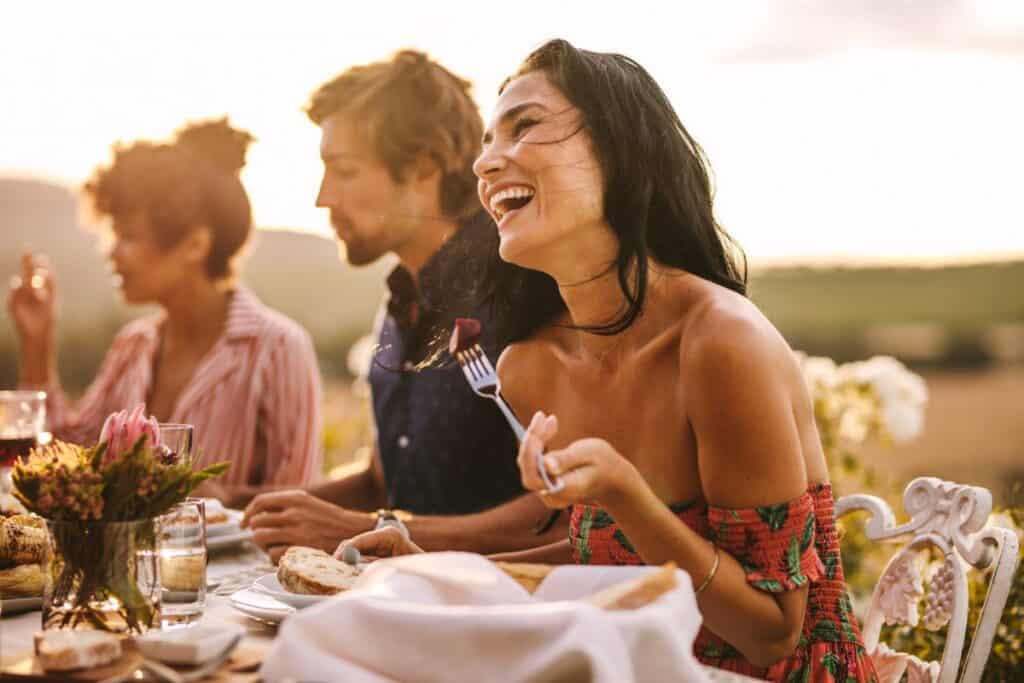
331 215 387 266
338 236 383 266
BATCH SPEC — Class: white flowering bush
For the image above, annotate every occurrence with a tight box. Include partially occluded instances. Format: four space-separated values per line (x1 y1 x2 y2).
795 353 928 485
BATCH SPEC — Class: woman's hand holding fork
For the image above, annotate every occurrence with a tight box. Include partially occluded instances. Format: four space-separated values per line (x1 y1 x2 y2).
518 411 647 511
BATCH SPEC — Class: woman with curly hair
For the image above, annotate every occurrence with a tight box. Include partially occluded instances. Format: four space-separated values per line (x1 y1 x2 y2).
7 119 322 507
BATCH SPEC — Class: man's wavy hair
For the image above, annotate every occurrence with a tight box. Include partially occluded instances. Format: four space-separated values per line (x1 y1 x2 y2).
306 50 483 222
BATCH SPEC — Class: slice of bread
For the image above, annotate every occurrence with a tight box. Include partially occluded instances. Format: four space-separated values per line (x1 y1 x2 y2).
584 563 678 610
492 562 555 594
0 515 47 566
204 509 230 525
277 546 361 595
34 630 122 672
0 562 43 597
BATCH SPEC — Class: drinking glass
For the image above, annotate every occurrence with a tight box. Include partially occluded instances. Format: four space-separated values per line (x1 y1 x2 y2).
0 390 46 493
158 423 194 460
158 498 207 627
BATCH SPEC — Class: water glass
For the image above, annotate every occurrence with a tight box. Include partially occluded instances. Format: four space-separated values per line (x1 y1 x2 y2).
159 498 207 627
158 423 194 460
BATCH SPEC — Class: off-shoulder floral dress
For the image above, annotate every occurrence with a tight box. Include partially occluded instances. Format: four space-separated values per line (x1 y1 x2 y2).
569 482 879 682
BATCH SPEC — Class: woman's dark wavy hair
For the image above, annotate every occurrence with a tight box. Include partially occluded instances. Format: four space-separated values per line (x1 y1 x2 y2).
441 39 747 350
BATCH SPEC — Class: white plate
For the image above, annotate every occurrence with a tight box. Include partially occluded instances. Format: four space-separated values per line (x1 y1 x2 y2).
206 509 243 537
207 528 254 551
252 574 333 609
229 588 295 624
1 596 42 615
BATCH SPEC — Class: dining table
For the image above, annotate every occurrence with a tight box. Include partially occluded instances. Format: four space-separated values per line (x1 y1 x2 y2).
1 541 765 682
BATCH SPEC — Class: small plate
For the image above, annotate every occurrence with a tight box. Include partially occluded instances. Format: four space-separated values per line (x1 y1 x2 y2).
207 528 254 551
229 588 295 624
252 574 332 609
0 596 42 615
137 622 244 665
206 509 243 537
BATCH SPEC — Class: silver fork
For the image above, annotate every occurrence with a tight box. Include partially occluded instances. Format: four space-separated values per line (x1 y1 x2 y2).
455 344 564 493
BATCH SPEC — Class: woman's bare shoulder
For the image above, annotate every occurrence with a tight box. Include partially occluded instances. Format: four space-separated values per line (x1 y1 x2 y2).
675 281 793 375
496 325 571 415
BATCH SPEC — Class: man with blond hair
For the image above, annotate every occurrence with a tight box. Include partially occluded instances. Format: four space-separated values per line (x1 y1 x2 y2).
244 51 565 562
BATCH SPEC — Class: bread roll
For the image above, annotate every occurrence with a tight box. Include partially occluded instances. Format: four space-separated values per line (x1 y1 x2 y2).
277 546 360 595
0 515 47 566
584 563 678 610
0 562 43 597
492 562 555 593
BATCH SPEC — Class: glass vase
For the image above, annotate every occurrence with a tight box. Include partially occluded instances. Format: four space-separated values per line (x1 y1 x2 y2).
42 517 161 634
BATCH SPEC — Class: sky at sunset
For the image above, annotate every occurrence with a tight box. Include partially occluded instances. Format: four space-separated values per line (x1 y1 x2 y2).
3 0 1023 264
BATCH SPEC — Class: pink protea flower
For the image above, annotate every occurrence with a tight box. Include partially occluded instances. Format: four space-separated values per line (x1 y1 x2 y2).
99 405 160 465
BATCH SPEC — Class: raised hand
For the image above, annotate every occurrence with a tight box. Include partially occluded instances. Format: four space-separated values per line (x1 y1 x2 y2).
7 252 58 347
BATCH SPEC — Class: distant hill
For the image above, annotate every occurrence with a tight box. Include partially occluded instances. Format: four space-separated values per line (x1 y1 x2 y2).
2 176 1021 390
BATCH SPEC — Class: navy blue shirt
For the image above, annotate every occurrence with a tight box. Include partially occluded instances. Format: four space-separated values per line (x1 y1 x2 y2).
369 213 524 515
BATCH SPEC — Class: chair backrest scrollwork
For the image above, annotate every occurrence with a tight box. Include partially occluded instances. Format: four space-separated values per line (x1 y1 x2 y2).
835 477 1019 683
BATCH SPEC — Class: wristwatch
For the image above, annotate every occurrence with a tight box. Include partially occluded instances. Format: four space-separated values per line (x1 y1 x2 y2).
374 509 410 539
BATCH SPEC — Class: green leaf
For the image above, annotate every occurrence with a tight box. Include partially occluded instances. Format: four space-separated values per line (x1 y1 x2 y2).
825 552 840 580
785 665 808 683
786 534 802 577
588 509 616 530
810 619 842 642
800 513 815 552
613 529 636 554
756 503 789 532
576 507 592 564
820 652 841 675
754 578 784 592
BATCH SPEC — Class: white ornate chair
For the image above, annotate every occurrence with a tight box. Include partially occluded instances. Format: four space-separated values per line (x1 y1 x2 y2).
836 477 1020 683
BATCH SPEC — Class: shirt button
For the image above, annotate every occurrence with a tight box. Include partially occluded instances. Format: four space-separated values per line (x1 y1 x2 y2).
398 435 410 449
403 361 415 371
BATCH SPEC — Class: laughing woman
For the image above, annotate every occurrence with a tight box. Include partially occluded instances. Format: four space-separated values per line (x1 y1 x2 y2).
7 119 322 507
345 41 878 682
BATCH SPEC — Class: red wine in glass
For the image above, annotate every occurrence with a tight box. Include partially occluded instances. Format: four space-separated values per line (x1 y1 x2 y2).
0 434 37 467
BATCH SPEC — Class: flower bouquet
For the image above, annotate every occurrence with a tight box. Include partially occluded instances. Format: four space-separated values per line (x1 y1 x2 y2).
10 406 228 633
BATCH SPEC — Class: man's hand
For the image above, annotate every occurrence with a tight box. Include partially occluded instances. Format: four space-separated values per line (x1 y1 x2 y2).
242 490 376 564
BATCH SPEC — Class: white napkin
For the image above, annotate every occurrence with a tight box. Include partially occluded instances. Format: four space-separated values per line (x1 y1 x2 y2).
260 552 710 683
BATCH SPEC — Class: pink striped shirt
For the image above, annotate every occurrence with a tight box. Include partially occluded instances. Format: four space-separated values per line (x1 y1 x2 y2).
34 288 322 487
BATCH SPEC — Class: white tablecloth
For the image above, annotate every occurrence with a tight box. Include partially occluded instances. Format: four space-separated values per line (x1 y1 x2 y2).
1 544 764 682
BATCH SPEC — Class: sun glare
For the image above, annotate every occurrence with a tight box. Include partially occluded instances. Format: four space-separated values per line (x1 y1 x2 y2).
2 1 1022 264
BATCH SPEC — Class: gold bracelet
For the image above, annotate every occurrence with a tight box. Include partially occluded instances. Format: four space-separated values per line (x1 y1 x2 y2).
694 544 720 595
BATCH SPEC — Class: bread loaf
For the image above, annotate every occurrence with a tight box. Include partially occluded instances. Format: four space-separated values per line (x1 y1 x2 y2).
584 563 678 610
0 515 47 566
277 546 360 595
492 562 555 594
34 630 122 672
